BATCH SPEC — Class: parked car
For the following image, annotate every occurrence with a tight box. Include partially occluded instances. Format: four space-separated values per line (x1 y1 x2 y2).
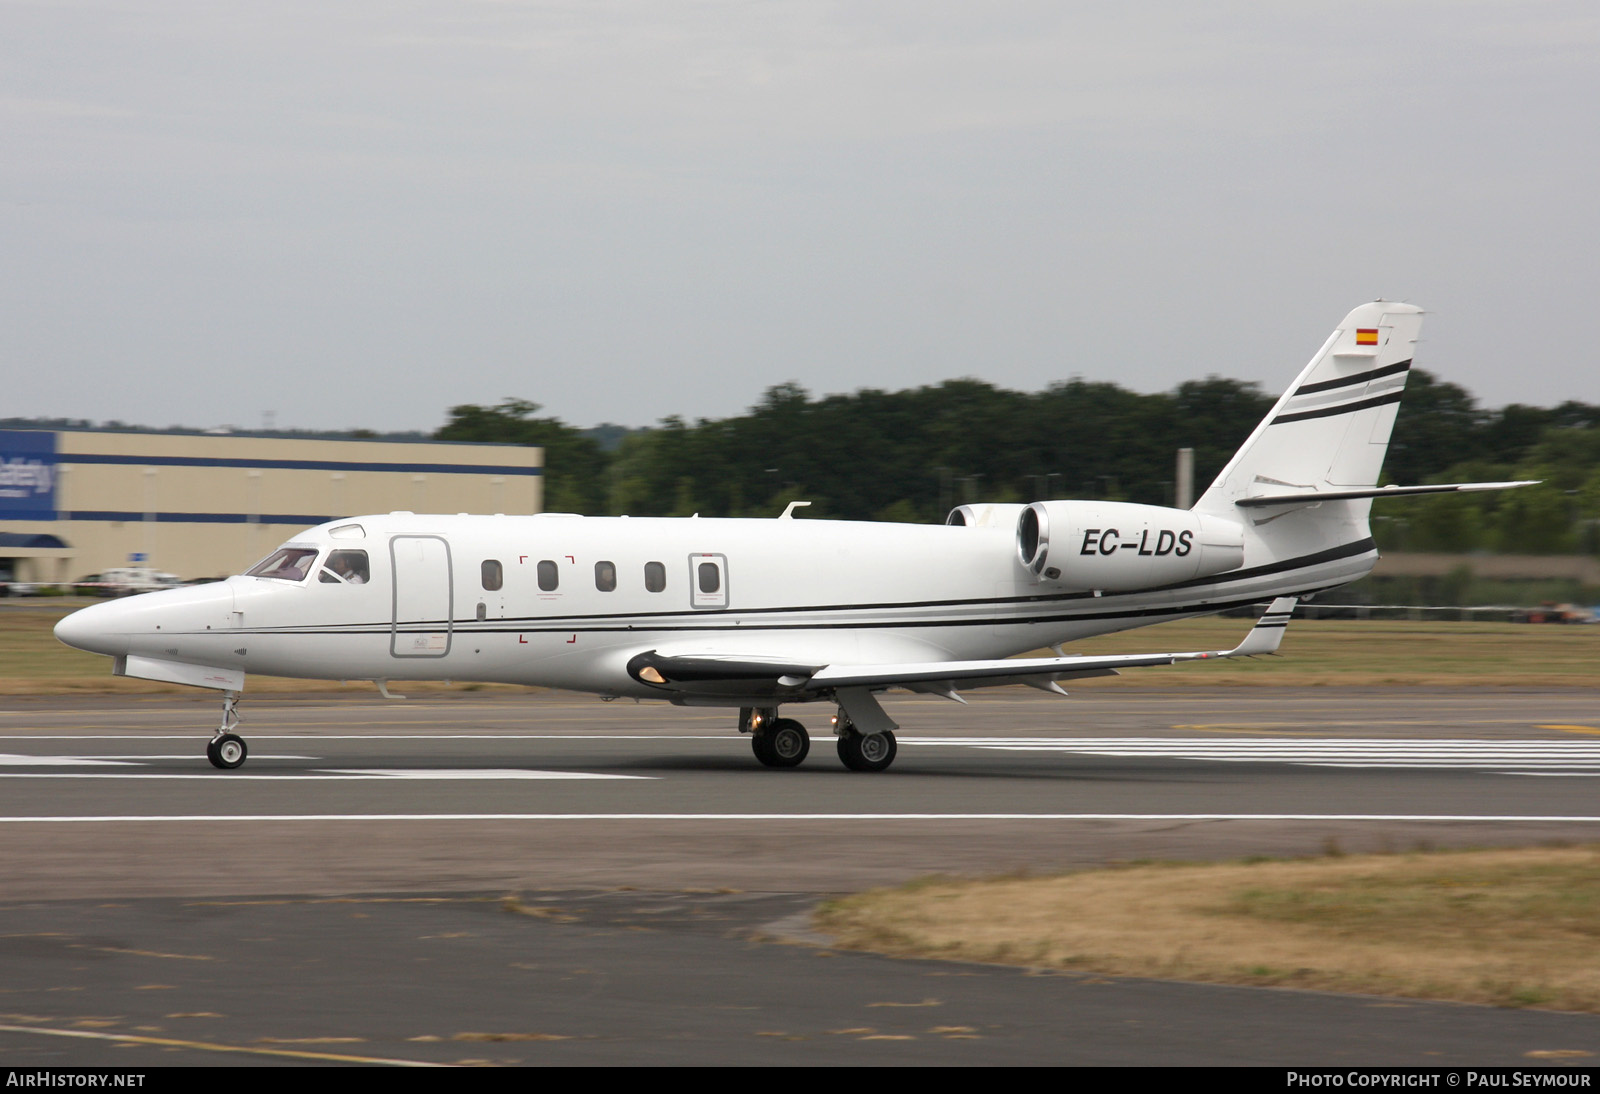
76 568 182 597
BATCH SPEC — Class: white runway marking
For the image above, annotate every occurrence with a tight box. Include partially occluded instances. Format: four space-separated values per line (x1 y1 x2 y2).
1 813 1599 824
5 737 1600 778
0 770 649 781
914 737 1600 776
0 734 731 741
316 769 650 780
0 754 135 767
0 754 320 764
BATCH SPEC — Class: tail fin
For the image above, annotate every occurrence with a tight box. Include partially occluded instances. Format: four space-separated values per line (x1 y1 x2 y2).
1195 301 1423 514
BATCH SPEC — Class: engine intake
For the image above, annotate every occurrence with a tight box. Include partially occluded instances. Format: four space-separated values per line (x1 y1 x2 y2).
946 503 1028 528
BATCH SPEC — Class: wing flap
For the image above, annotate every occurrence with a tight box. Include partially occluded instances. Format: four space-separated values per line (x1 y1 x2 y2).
803 597 1298 691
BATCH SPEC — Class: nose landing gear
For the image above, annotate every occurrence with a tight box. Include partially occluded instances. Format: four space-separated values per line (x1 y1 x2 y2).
206 691 249 770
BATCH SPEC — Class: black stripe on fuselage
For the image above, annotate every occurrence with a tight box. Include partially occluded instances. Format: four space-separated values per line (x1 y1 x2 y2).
1271 389 1404 426
1292 359 1411 396
233 537 1376 633
211 540 1373 639
216 585 1344 642
1153 536 1374 592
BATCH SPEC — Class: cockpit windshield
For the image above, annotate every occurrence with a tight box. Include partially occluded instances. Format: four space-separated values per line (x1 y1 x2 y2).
247 547 318 582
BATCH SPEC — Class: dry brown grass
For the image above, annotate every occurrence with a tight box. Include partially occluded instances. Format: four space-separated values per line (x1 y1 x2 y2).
1037 616 1600 688
4 602 1596 694
817 847 1600 1011
0 602 529 696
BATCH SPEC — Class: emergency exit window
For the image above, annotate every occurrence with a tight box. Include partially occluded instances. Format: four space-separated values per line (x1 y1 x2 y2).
537 560 559 591
698 562 720 594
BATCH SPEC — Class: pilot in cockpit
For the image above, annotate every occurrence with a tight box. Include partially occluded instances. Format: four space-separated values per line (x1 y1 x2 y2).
319 550 370 585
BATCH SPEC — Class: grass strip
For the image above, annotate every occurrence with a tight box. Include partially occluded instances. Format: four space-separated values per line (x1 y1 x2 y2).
816 846 1600 1012
3 603 1596 694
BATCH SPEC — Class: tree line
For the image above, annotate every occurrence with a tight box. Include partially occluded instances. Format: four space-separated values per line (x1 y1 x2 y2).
434 373 1600 555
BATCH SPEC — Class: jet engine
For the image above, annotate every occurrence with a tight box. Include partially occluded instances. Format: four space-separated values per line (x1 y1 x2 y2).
1015 500 1244 590
945 503 1028 528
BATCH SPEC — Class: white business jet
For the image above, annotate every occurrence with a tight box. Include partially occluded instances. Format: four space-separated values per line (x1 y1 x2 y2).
54 302 1529 772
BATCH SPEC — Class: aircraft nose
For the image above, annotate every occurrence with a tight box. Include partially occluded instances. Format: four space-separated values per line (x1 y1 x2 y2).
56 582 238 660
54 601 126 657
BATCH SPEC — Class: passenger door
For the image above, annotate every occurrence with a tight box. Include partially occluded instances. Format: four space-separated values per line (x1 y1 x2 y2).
390 535 453 657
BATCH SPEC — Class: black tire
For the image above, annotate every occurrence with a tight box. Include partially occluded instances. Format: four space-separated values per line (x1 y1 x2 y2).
752 718 809 768
766 719 809 767
751 730 777 766
837 729 897 772
206 733 248 770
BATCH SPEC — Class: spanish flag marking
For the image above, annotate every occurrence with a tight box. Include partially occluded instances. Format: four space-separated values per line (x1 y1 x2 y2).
1356 328 1379 346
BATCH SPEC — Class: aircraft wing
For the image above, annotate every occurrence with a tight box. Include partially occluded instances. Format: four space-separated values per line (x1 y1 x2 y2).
629 598 1298 713
803 597 1297 689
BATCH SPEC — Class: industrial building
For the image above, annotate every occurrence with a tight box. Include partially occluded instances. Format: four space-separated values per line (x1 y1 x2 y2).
0 429 543 586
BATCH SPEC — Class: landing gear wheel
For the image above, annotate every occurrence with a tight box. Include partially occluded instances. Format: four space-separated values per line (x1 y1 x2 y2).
837 729 897 772
752 718 809 768
751 731 775 766
207 733 248 770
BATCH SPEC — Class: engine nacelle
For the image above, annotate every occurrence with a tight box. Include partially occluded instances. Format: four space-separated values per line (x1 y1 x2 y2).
1016 500 1245 590
946 503 1028 528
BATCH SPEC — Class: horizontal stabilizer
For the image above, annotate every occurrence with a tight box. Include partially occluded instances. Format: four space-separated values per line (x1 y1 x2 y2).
1237 481 1538 508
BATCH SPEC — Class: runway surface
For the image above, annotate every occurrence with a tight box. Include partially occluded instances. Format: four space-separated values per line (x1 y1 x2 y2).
2 686 1598 1065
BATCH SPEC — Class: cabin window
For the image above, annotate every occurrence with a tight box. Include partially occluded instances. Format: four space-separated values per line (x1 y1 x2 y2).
698 562 720 594
537 560 559 591
247 547 318 583
644 561 666 593
481 560 503 591
595 561 617 592
318 549 370 584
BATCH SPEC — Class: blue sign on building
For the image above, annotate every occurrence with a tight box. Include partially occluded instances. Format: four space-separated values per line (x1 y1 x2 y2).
0 431 57 520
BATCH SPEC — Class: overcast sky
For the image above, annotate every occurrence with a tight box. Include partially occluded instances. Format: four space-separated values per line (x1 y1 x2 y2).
3 1 1596 434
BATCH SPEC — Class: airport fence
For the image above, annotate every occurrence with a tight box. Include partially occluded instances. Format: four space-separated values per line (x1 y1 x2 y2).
1236 603 1597 624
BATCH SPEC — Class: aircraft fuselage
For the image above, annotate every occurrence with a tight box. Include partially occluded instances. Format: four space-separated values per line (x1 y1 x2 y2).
55 504 1372 703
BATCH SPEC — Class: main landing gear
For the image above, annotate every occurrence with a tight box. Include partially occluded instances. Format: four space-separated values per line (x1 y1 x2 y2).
740 707 898 772
837 726 897 772
206 690 249 770
751 717 810 768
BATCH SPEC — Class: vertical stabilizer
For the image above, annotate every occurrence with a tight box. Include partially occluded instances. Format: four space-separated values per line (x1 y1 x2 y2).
1195 301 1423 514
